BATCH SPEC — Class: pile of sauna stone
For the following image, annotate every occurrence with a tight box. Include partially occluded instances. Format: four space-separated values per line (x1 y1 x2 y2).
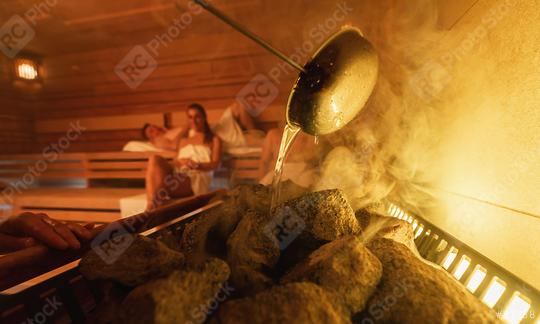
79 183 501 324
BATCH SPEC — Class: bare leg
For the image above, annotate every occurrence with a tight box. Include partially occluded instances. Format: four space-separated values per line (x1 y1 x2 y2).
145 155 192 210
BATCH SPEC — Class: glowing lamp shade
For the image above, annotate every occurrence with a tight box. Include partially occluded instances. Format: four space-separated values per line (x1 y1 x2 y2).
481 277 506 308
15 59 38 80
502 292 531 324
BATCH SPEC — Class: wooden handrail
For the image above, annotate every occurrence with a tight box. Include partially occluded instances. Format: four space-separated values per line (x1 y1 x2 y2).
0 190 223 292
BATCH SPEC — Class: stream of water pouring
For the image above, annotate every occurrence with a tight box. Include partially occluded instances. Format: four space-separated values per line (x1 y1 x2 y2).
270 124 301 210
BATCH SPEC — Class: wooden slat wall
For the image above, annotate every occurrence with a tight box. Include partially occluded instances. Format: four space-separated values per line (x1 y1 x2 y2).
1 0 355 154
31 30 293 152
0 57 35 154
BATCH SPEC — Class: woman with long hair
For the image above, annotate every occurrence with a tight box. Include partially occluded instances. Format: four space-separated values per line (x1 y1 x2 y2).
145 103 221 209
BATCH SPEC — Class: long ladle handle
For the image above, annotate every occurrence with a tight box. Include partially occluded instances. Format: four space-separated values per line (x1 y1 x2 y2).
190 0 306 73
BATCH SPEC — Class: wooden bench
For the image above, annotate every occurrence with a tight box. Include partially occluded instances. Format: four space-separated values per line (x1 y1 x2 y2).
0 152 176 223
0 151 176 186
1 106 274 222
221 151 261 186
0 150 262 223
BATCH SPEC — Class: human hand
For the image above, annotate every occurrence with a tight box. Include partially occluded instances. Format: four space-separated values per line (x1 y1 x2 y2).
0 213 95 252
176 158 191 167
186 160 200 169
176 158 199 169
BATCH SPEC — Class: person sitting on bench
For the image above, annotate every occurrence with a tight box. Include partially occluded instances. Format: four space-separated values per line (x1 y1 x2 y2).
145 103 222 210
0 213 95 253
125 101 256 153
141 123 186 151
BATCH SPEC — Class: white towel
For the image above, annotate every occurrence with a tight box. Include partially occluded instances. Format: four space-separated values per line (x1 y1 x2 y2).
122 141 164 152
211 108 246 150
176 144 213 195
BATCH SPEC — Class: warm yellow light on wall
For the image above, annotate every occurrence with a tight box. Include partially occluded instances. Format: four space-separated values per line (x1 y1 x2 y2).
502 292 531 324
452 255 471 280
466 265 487 293
481 277 506 308
15 59 39 80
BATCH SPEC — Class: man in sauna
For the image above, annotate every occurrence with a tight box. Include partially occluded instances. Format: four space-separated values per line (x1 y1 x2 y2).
129 101 257 153
145 103 222 210
140 124 182 151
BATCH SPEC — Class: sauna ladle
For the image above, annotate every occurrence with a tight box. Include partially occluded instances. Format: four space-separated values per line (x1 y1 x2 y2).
190 0 379 136
286 27 378 135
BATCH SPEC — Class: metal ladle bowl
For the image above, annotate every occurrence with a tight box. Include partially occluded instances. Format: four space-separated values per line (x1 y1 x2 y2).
189 1 378 136
286 27 379 136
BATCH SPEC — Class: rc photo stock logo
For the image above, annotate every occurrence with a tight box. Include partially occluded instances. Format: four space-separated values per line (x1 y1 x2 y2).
0 15 35 58
0 0 58 58
409 0 513 103
91 222 135 265
409 60 452 103
236 73 279 117
264 206 306 250
115 45 158 90
114 0 207 89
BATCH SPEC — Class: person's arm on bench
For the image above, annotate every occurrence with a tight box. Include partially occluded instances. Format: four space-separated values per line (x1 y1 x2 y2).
0 213 95 253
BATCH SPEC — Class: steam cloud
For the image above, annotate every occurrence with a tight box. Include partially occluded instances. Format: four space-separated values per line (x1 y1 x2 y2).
310 0 448 216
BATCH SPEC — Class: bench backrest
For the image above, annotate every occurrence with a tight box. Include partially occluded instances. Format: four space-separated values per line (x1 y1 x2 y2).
33 106 282 153
0 150 263 190
0 151 176 186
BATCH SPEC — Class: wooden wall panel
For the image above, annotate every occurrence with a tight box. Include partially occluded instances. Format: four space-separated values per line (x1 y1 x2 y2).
3 0 353 154
35 113 164 133
0 57 35 154
30 29 294 153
